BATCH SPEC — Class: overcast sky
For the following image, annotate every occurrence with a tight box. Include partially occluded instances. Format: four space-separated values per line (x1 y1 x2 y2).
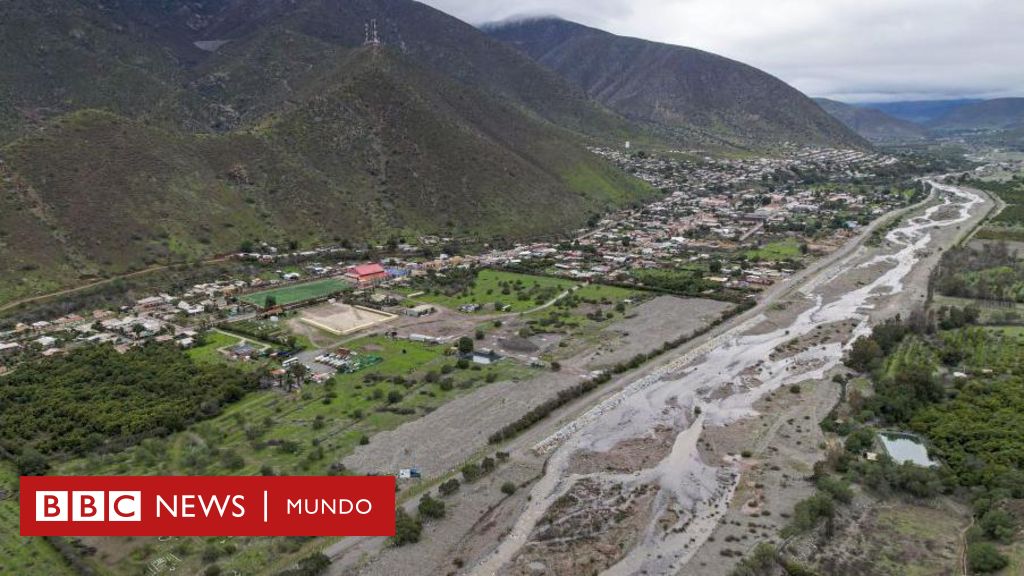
420 0 1024 103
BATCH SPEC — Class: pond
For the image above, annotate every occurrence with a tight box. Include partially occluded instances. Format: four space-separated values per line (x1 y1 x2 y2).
878 432 937 467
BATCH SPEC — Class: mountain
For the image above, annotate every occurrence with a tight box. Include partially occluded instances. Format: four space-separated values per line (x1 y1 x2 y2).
860 99 982 124
484 18 867 151
814 98 929 143
927 98 1024 131
0 0 655 304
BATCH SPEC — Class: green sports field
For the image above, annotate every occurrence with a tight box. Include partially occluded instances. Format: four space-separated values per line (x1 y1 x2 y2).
240 278 352 308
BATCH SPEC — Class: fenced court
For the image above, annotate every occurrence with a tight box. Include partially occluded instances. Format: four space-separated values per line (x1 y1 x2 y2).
240 278 352 308
299 302 396 336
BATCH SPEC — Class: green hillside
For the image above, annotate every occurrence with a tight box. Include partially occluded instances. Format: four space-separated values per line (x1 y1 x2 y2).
0 0 657 304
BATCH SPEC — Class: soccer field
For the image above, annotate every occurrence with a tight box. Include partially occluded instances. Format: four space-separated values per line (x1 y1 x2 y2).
240 278 352 308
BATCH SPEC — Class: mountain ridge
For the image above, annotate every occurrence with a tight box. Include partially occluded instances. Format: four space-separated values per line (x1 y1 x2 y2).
814 98 930 143
484 17 868 151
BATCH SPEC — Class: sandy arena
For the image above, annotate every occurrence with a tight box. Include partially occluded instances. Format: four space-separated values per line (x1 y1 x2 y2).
298 302 396 335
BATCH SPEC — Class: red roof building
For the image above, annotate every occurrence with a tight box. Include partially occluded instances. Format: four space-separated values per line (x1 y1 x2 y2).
345 263 389 286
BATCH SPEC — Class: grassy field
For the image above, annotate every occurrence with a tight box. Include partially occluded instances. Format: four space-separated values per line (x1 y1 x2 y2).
0 464 74 575
185 330 242 365
240 278 352 308
407 269 638 314
745 237 803 261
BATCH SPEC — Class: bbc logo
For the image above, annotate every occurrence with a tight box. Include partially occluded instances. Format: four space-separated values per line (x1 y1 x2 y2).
36 491 141 522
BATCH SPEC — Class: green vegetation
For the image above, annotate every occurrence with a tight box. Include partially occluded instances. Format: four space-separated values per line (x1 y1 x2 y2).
0 343 258 469
0 7 658 307
59 335 533 479
828 309 1024 572
240 279 353 308
186 331 243 365
745 237 805 262
933 242 1024 304
38 332 534 574
631 267 711 296
972 176 1024 226
0 464 74 575
405 269 638 313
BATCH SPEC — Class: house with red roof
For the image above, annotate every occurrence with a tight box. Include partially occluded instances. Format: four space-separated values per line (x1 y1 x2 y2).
345 263 389 286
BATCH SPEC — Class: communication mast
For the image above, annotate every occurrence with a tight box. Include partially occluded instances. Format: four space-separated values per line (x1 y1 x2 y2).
364 19 381 47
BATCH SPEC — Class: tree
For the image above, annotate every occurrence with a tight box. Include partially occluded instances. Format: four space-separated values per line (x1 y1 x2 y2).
501 481 517 495
457 336 474 355
265 295 277 308
845 337 883 372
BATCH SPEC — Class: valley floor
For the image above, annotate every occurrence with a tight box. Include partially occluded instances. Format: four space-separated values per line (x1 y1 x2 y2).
317 180 992 575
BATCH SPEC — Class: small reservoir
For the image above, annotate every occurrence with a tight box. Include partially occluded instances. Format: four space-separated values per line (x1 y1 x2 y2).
878 432 937 467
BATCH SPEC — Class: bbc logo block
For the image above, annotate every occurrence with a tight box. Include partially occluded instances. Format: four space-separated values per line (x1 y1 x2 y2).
35 491 141 522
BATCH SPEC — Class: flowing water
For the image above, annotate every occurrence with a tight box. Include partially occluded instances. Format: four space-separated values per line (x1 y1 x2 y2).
474 181 984 576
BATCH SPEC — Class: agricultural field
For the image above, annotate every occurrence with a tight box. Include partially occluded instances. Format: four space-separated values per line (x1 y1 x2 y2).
239 278 352 308
54 335 538 575
932 295 1024 325
405 269 639 314
0 464 74 575
222 317 297 347
972 176 1024 242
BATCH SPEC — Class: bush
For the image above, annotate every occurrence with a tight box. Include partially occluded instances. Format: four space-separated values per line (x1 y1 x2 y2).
968 542 1008 573
418 494 446 520
438 478 460 496
782 493 835 537
461 462 482 483
391 509 422 546
980 508 1017 543
501 481 517 495
816 475 854 504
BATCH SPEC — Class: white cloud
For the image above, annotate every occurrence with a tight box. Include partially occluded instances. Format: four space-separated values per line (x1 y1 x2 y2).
420 0 1024 102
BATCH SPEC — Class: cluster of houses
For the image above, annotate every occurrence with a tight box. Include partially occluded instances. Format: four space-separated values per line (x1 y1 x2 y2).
1 145 915 373
469 146 910 289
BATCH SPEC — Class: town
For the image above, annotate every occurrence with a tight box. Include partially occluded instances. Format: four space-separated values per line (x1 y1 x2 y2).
0 145 921 378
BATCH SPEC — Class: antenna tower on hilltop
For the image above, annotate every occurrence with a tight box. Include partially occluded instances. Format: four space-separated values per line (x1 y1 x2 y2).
364 19 381 47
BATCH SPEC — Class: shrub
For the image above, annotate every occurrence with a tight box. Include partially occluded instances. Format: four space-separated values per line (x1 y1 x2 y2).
501 481 517 495
418 494 446 520
438 478 460 496
391 509 422 546
968 542 1008 573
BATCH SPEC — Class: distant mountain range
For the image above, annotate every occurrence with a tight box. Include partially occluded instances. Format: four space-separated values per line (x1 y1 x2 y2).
814 99 930 143
0 1 866 303
815 97 1024 143
485 18 865 151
